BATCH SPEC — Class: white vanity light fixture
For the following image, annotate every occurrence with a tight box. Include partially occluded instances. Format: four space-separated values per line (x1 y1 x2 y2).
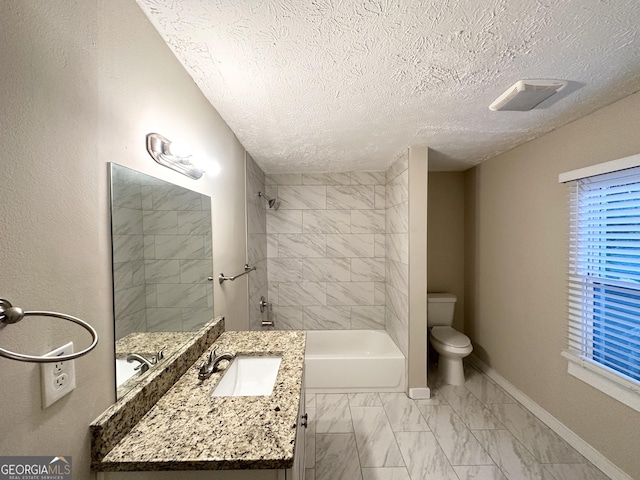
489 79 568 111
146 133 204 180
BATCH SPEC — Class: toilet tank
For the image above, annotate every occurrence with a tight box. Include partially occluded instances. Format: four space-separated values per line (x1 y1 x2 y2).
427 293 457 326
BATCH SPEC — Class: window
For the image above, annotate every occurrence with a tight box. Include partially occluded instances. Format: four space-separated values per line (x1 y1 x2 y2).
561 156 640 412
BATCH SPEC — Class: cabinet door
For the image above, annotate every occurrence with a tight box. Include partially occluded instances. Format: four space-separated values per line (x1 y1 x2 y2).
288 374 306 480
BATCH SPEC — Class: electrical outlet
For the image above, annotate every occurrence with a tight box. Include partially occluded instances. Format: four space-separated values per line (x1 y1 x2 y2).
40 342 76 408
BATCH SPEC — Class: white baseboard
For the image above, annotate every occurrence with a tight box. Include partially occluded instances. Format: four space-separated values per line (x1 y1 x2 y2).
468 354 632 480
408 387 431 399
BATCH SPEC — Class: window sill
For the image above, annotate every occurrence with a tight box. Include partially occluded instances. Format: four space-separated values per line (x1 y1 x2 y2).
562 351 640 413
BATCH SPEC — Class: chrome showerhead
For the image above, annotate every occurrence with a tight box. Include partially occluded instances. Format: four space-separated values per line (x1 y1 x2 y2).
257 191 280 210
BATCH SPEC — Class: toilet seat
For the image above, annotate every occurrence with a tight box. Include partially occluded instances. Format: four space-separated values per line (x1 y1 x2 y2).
430 326 472 356
431 326 470 348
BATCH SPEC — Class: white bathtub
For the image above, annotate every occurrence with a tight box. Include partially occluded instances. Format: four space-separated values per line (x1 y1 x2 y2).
305 330 406 394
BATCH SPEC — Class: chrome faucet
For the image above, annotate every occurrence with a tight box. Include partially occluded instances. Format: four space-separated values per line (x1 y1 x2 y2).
198 346 235 380
126 353 154 374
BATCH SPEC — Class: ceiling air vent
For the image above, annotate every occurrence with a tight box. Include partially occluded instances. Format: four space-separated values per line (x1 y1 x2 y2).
489 79 568 111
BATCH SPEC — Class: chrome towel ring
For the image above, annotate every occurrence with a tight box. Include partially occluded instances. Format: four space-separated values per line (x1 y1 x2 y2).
0 298 99 363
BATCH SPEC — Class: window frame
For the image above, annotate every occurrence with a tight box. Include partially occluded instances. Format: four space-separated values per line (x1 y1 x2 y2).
560 153 640 413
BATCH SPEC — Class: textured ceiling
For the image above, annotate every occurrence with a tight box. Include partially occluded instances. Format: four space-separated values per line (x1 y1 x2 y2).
136 0 640 172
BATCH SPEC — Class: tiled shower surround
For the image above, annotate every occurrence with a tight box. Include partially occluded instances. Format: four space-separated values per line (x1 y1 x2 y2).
264 171 387 331
245 152 409 347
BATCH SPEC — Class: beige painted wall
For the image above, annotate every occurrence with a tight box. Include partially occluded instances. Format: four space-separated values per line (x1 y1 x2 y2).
427 172 465 331
465 91 640 478
0 1 247 478
408 147 429 393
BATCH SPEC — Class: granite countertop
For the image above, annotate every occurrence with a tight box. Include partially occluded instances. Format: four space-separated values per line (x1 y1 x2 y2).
97 330 306 472
115 331 196 398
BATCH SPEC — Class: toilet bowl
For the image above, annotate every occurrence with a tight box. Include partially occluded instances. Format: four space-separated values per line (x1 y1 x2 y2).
427 294 473 386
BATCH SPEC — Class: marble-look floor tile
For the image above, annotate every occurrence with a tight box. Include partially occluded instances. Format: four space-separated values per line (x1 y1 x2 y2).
395 431 458 480
305 407 316 469
488 403 584 464
438 384 503 430
379 393 430 432
472 429 556 480
453 465 508 480
316 433 363 480
419 405 494 466
361 467 411 480
414 389 448 406
316 394 353 433
465 367 516 405
349 393 382 407
543 463 610 480
351 407 404 467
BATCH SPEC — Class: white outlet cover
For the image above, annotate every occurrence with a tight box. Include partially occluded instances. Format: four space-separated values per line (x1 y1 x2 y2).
40 342 76 408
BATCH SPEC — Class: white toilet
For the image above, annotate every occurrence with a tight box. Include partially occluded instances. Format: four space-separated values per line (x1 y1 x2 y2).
427 293 473 386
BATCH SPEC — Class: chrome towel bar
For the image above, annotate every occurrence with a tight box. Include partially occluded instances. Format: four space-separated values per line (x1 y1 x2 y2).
0 298 99 363
218 264 256 284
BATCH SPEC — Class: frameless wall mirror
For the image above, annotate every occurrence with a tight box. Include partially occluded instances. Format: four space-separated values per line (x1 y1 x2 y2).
109 163 214 398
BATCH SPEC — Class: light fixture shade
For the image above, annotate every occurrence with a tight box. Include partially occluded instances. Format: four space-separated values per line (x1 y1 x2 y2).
489 80 568 111
146 133 203 180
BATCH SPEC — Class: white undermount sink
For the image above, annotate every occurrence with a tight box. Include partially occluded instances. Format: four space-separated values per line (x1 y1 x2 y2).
115 357 140 387
212 355 282 397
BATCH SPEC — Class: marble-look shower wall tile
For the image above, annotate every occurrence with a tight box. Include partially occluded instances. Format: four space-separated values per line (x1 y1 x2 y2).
114 285 146 318
351 171 386 185
386 234 408 264
247 233 267 266
386 171 408 208
279 185 327 209
113 235 144 263
182 307 214 332
246 154 265 184
374 282 386 305
113 262 133 292
303 258 350 282
141 210 177 235
351 258 385 282
351 210 385 234
351 306 385 329
268 258 303 283
149 185 203 211
115 309 146 341
278 234 326 258
144 259 181 284
303 172 351 185
247 200 267 234
385 203 408 234
145 307 182 331
375 185 386 209
375 234 386 257
327 234 375 257
267 234 278 258
156 283 208 308
267 209 302 233
177 210 211 235
265 173 302 185
327 282 374 306
386 259 408 292
272 306 303 330
386 151 408 184
111 181 141 209
327 186 375 210
304 306 351 329
145 284 157 308
278 282 327 306
113 206 144 235
153 235 204 260
303 210 351 234
249 259 268 298
386 284 409 323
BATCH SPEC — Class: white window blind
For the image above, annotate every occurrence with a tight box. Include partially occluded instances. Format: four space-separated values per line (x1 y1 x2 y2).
568 165 640 385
